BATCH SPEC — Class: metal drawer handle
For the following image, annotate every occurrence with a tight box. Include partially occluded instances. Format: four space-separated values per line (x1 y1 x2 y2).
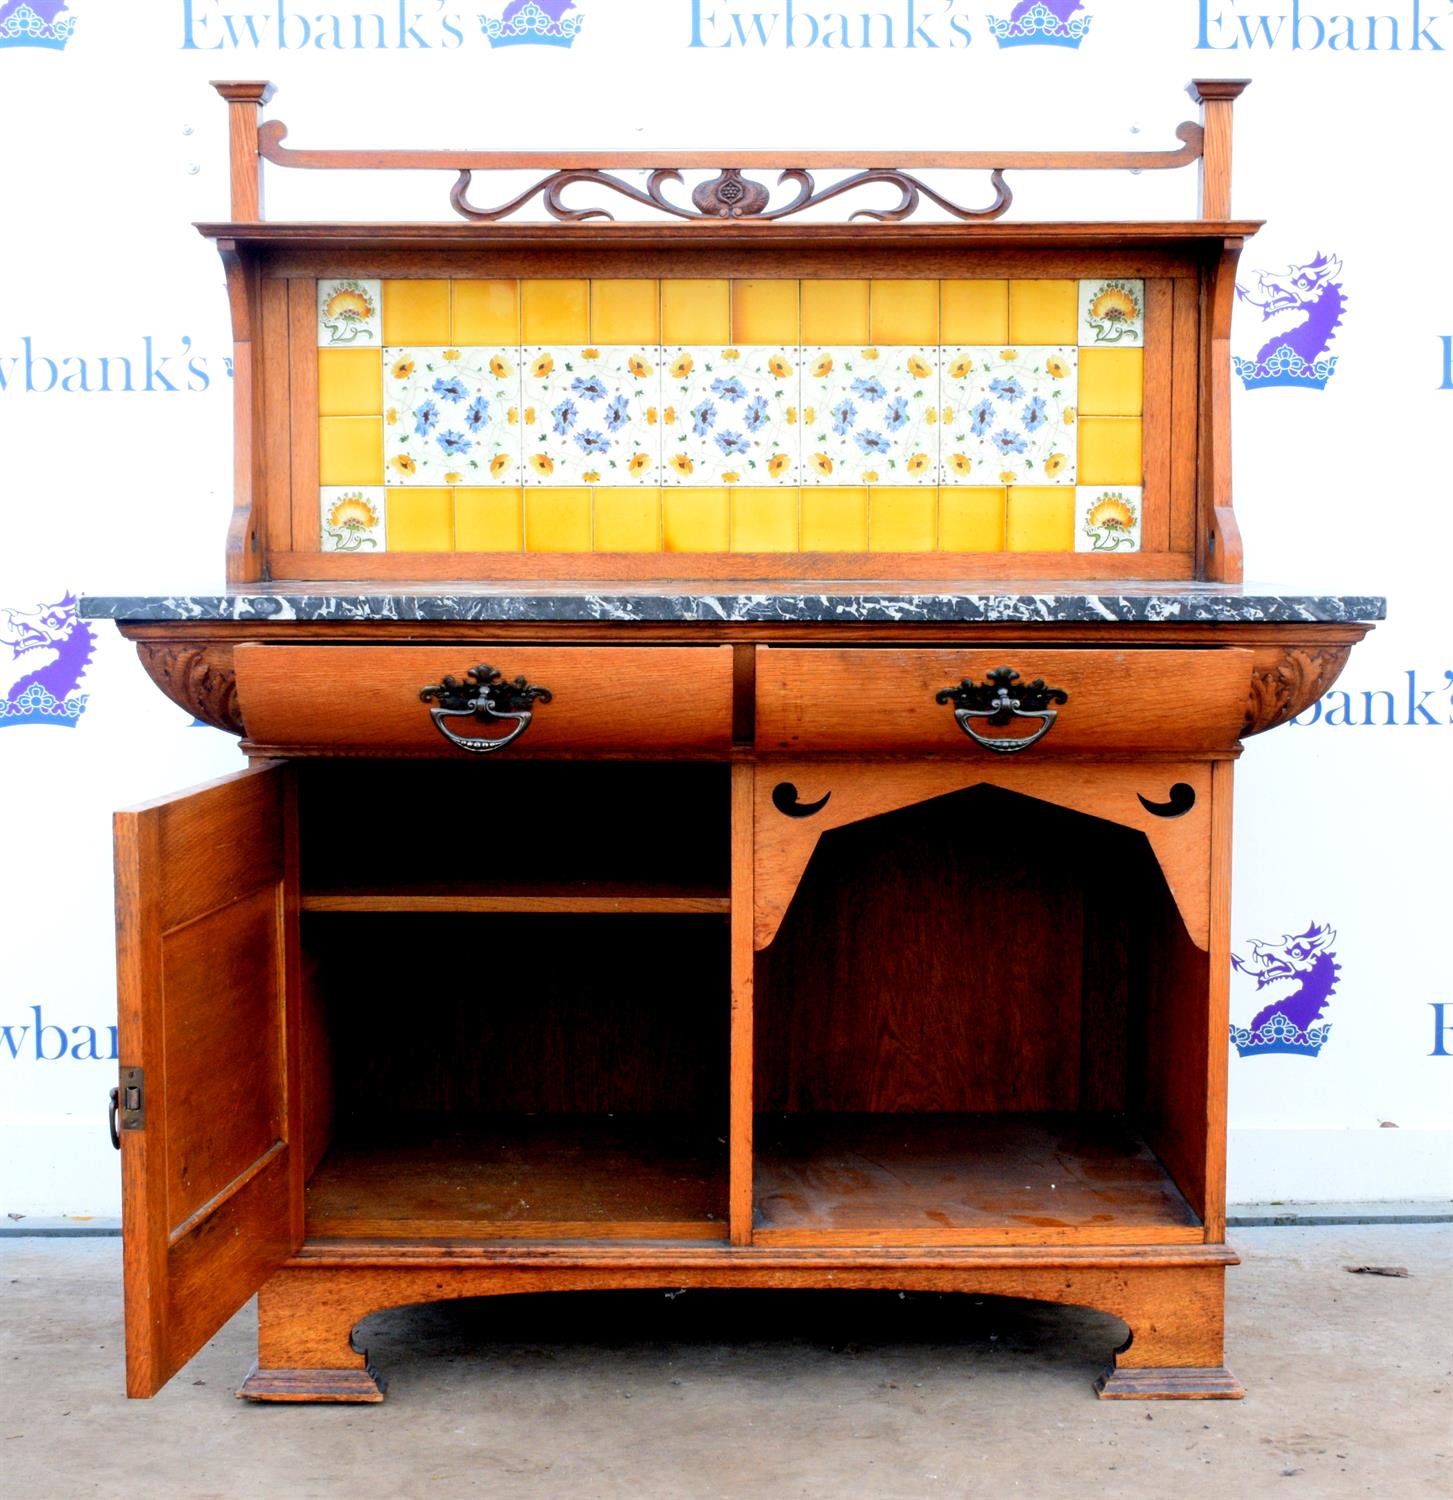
108 1087 121 1149
935 666 1069 754
419 664 553 754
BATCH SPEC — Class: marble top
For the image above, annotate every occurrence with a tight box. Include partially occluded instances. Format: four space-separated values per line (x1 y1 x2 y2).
79 584 1385 625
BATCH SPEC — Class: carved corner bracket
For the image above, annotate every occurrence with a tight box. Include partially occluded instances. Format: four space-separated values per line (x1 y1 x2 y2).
1242 646 1352 737
135 643 244 735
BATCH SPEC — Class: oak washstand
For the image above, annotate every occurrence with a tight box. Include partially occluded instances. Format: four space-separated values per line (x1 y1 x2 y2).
83 79 1382 1403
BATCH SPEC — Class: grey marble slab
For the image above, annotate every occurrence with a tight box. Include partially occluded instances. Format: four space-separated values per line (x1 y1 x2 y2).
79 584 1385 625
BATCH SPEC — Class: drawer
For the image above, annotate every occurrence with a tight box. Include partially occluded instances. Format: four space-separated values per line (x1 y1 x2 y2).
754 648 1254 755
233 645 735 756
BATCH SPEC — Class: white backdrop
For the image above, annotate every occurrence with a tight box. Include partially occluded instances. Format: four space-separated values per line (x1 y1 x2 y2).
1 0 1449 1217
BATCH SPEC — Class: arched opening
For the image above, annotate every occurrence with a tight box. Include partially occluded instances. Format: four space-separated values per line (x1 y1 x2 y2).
753 784 1211 1243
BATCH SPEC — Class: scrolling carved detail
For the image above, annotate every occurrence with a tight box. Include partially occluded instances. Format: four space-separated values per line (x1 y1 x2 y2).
1242 646 1352 737
135 644 244 735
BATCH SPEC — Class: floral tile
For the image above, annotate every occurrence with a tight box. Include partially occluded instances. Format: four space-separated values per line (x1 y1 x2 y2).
661 346 799 486
320 487 386 553
940 347 1076 487
799 347 938 486
318 279 381 347
1075 486 1142 553
520 346 661 486
383 347 520 487
1077 280 1144 346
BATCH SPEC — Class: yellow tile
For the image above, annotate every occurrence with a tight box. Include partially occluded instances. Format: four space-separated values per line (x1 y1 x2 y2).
590 280 660 344
870 280 938 345
941 280 1009 344
1006 487 1074 552
318 417 383 485
452 280 519 345
1078 418 1143 484
870 488 936 552
1008 280 1078 344
382 280 450 345
661 280 730 343
664 489 730 552
732 280 799 345
1078 348 1144 417
595 489 661 551
317 348 382 417
732 489 798 552
801 489 867 551
525 488 593 551
801 280 870 344
387 489 454 552
521 280 589 343
455 488 523 551
939 487 1006 551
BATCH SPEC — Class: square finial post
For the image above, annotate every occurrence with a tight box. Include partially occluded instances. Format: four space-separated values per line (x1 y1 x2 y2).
212 80 277 222
1187 79 1250 220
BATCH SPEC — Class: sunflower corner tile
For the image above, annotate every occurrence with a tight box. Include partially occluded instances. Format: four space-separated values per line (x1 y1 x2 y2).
318 279 382 346
1075 485 1143 553
320 487 387 553
1077 280 1144 346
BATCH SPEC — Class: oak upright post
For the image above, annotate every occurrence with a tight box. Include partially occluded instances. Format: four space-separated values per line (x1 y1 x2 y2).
212 80 277 222
1188 78 1250 220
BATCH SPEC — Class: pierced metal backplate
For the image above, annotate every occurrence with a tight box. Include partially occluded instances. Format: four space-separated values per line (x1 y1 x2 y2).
935 666 1069 754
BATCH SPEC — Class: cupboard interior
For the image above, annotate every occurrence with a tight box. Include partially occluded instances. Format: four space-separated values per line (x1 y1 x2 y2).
291 768 1209 1247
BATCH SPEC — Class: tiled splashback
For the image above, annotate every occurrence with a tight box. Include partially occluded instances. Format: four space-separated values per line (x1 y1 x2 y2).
315 278 1145 554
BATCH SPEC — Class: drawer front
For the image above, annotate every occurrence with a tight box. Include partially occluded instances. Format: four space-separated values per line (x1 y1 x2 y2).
234 645 735 755
755 648 1253 755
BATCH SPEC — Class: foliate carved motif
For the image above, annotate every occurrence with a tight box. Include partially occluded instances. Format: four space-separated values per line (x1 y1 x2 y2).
135 644 244 735
1242 646 1352 736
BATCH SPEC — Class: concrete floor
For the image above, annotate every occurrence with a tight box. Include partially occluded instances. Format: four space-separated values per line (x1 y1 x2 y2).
2 1226 1448 1500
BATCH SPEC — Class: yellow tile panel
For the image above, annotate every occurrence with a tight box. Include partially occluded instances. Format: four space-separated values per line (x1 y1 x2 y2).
381 280 450 345
595 490 661 551
801 280 870 343
590 280 660 344
1006 487 1074 552
664 489 731 552
525 488 593 551
1078 418 1144 484
870 280 939 345
732 489 799 552
317 347 382 417
939 487 1006 551
1008 280 1078 344
455 488 523 551
387 489 454 552
318 417 384 485
801 489 868 551
521 280 590 343
732 280 800 345
452 280 519 345
941 280 1009 343
661 280 730 343
870 487 936 552
1078 348 1144 417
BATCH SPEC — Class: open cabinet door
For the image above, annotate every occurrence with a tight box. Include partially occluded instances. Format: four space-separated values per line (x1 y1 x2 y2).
114 762 301 1397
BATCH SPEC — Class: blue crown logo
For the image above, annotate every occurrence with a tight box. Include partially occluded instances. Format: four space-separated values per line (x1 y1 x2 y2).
1233 344 1339 392
987 2 1091 48
0 1 76 49
481 0 582 48
1230 1012 1332 1058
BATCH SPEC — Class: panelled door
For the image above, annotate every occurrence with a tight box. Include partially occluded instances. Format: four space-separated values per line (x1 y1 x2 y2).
113 762 300 1397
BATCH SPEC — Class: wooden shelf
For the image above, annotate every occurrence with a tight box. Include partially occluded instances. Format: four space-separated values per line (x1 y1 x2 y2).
302 880 730 915
752 1113 1203 1247
305 1117 728 1242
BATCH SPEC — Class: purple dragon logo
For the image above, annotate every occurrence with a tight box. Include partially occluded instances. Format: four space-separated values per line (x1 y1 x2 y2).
0 592 95 727
1230 922 1340 1057
1234 252 1346 390
482 0 582 47
988 0 1091 47
0 1 76 49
